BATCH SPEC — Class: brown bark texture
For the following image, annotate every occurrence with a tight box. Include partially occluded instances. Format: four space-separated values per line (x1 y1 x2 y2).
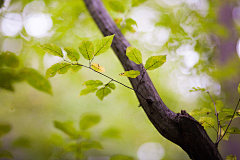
83 0 223 159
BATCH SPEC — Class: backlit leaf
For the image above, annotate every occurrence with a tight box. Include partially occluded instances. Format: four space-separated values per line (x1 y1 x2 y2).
64 47 80 61
19 68 52 94
94 35 115 56
38 44 63 58
227 127 240 134
96 87 111 101
80 114 101 130
199 117 215 129
132 0 147 7
46 63 71 78
226 155 237 160
210 100 224 113
79 87 98 96
222 108 234 115
189 87 206 92
71 65 82 73
119 70 140 78
110 155 134 160
79 40 94 60
145 55 166 70
0 123 11 137
0 150 13 159
106 83 116 90
91 63 105 73
220 115 239 121
109 0 125 13
4 51 19 68
80 141 103 150
102 128 121 138
83 80 103 88
189 108 212 116
126 46 142 64
54 121 78 139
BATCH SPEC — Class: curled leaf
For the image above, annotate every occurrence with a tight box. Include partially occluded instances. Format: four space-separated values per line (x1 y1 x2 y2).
119 70 140 78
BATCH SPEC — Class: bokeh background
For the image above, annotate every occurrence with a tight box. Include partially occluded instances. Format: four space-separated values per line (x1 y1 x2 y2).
0 0 240 159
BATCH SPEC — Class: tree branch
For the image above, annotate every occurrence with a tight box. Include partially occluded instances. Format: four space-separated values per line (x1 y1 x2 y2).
83 0 223 159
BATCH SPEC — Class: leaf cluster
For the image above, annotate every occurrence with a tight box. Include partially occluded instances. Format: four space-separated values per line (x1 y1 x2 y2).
0 51 52 94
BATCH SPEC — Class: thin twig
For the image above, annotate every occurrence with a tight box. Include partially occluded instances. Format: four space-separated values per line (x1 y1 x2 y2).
206 91 221 143
217 98 240 144
65 60 148 100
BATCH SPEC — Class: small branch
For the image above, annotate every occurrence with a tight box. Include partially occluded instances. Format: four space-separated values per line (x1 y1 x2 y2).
217 98 240 144
64 59 148 100
206 91 221 143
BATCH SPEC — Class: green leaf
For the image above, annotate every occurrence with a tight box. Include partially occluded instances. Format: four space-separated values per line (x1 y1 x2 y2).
71 65 82 73
83 80 103 88
13 137 31 148
126 46 142 64
46 63 71 78
0 150 13 159
79 40 94 60
80 141 103 150
189 87 206 92
109 0 125 13
38 44 63 58
0 68 18 91
119 70 140 78
79 87 98 96
227 127 240 134
106 83 116 90
132 0 147 7
125 18 137 32
96 87 112 100
199 117 215 129
210 100 224 113
220 115 239 121
0 123 11 137
80 114 101 130
222 108 235 115
4 51 19 68
94 35 115 56
226 155 237 160
189 108 212 116
19 68 52 94
64 47 80 61
54 121 78 139
238 83 240 94
50 134 63 146
102 128 121 138
145 55 167 70
110 155 134 160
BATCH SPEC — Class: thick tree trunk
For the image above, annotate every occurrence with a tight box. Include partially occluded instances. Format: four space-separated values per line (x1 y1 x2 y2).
83 0 223 159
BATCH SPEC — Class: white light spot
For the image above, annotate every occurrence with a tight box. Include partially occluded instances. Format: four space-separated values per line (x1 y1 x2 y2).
43 53 63 70
154 0 182 6
236 39 240 58
24 13 53 38
1 13 23 36
137 142 165 160
3 38 23 54
131 7 160 32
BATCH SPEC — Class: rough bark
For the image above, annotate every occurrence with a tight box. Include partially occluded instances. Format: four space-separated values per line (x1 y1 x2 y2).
83 0 223 159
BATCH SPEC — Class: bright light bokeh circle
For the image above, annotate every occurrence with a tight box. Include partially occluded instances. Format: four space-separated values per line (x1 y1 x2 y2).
1 13 23 36
24 13 53 38
137 142 165 160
